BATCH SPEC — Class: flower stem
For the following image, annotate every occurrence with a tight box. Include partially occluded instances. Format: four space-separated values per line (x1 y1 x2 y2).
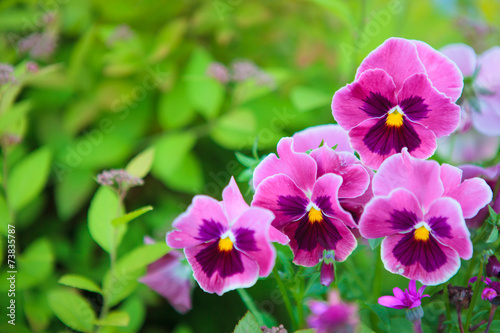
237 289 265 327
443 285 452 333
457 305 465 333
273 267 297 330
464 258 484 332
485 305 498 333
413 319 423 333
371 251 383 302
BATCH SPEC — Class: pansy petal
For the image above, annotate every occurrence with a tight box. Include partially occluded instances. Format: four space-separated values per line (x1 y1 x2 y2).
232 207 276 277
425 198 472 260
269 225 290 245
167 196 228 248
332 69 397 130
398 74 461 137
378 296 406 309
441 164 493 218
253 137 317 191
252 174 308 229
309 146 370 199
312 173 357 228
412 40 464 102
292 124 353 153
440 43 477 78
355 38 426 91
185 243 259 295
471 96 500 136
359 188 422 239
349 117 437 170
477 46 500 92
373 148 443 211
221 177 249 224
381 233 461 286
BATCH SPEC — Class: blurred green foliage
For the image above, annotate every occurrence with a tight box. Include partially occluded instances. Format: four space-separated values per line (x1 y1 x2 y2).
0 0 499 332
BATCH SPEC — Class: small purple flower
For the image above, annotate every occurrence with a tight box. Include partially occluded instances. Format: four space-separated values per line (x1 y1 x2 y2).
0 64 16 85
96 169 144 189
207 62 230 84
320 250 335 287
486 255 500 278
482 278 500 305
18 33 57 59
332 37 463 169
26 61 39 73
139 237 194 314
167 177 287 295
378 280 430 310
359 149 492 285
307 290 359 333
106 24 134 47
231 60 260 82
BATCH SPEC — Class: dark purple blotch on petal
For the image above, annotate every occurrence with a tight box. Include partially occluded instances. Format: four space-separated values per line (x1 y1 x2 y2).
427 216 452 238
393 233 447 273
400 96 429 122
361 92 394 117
294 214 341 252
195 241 244 278
197 219 226 242
277 195 308 218
388 209 419 231
234 228 259 252
363 116 422 155
314 195 336 217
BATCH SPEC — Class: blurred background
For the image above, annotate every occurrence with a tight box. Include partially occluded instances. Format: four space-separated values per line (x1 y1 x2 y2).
0 0 499 332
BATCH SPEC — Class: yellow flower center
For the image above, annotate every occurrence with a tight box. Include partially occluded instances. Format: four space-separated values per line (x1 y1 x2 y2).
309 207 323 223
218 237 233 251
414 226 430 242
386 110 404 127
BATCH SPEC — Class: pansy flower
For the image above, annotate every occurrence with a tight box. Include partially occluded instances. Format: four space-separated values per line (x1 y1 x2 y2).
139 237 194 314
166 177 288 295
307 290 359 333
252 128 370 266
359 149 492 285
332 37 463 169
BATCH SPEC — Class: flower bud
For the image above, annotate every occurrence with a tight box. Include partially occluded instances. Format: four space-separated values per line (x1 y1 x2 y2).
486 255 500 278
405 305 424 322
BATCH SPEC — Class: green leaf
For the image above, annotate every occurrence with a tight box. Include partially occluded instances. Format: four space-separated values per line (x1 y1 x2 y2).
117 297 146 333
48 289 96 333
369 238 384 250
235 152 258 168
55 169 96 221
112 206 153 226
486 227 499 243
0 194 10 236
488 205 499 223
16 238 54 290
115 243 170 275
0 100 32 134
88 187 127 253
152 131 196 182
157 152 204 194
58 274 101 293
149 18 188 62
94 311 130 327
8 146 52 211
365 303 391 330
233 312 262 333
126 147 155 179
24 291 53 332
210 109 257 150
290 85 331 112
184 48 225 119
158 83 196 129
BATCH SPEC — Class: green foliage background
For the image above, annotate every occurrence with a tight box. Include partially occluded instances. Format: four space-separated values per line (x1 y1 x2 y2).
0 0 499 332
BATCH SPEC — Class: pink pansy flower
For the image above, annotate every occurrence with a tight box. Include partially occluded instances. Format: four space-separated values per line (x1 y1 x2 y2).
166 177 288 295
359 149 492 285
332 37 463 169
378 280 430 310
307 290 359 333
252 126 371 266
139 237 194 314
441 44 500 136
459 163 500 228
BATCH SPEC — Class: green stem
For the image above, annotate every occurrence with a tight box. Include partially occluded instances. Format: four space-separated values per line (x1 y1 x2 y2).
1 147 15 225
343 259 369 296
293 270 305 329
372 251 383 302
464 258 484 332
443 286 452 333
485 305 498 333
273 267 297 330
237 289 265 327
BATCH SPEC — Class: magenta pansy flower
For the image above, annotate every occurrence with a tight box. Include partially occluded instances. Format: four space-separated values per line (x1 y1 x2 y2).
307 290 359 333
441 44 500 136
459 163 500 228
378 280 429 310
139 237 194 314
359 149 492 285
166 177 287 295
252 126 370 266
481 278 500 305
332 37 463 169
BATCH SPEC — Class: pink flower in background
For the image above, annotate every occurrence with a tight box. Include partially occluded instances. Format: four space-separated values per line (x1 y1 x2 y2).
307 290 359 333
359 149 492 285
252 127 371 266
459 163 500 228
441 44 500 136
139 237 194 314
481 278 500 304
378 280 429 309
167 178 287 295
332 37 463 169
